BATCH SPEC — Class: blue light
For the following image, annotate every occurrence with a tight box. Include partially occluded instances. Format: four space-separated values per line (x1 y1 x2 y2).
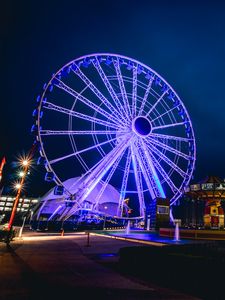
145 72 152 80
61 67 70 77
168 91 175 100
82 59 91 68
32 109 38 117
44 171 55 182
118 57 124 65
105 57 112 65
72 64 78 72
97 56 103 63
30 124 38 134
126 61 133 70
54 185 64 195
161 84 167 92
137 65 143 74
37 156 46 165
155 77 161 86
36 95 41 103
66 66 71 74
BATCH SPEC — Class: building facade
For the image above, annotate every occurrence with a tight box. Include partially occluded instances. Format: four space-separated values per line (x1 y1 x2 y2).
0 195 39 214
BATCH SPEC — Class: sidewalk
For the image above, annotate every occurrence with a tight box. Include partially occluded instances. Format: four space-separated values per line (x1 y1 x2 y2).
0 232 200 299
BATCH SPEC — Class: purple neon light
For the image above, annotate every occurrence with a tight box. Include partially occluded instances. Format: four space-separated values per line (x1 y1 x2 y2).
35 53 196 219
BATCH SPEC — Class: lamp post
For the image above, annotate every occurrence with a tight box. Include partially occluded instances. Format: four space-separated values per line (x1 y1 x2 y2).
8 157 31 232
103 206 107 230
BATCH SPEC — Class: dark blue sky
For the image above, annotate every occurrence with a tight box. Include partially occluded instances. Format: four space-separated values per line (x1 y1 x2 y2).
1 0 225 196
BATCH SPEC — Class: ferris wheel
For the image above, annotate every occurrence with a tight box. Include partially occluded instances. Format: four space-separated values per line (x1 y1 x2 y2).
33 53 196 220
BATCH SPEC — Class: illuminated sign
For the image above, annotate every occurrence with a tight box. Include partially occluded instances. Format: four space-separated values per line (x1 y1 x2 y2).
190 184 200 191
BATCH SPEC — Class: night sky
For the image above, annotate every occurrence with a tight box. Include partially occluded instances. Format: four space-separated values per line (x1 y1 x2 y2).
1 0 225 197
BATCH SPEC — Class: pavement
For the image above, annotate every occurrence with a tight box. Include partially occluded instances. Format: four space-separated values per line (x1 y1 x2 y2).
0 230 201 300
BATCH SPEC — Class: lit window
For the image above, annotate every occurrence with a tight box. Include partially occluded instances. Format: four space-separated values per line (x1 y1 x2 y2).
157 206 169 214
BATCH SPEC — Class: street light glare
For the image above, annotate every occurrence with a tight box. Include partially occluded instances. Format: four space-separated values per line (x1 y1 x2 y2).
15 183 22 189
22 160 29 166
19 171 25 177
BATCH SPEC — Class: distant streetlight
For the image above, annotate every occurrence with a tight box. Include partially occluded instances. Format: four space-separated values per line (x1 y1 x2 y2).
22 160 29 166
18 171 25 177
15 183 22 189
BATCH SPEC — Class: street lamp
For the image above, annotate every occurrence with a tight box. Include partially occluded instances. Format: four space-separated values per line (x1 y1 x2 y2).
8 156 32 232
103 206 108 230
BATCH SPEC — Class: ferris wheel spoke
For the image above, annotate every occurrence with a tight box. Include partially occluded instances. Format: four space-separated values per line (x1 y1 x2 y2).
131 144 145 217
44 101 120 129
138 76 154 116
40 129 122 136
113 59 131 119
93 150 125 211
117 148 132 217
147 142 187 178
145 89 169 118
147 138 192 160
132 66 138 118
49 135 119 165
71 64 126 123
150 132 193 142
92 58 129 123
151 104 180 123
149 152 179 194
152 121 187 131
54 78 123 126
63 136 132 219
133 140 165 199
67 149 120 194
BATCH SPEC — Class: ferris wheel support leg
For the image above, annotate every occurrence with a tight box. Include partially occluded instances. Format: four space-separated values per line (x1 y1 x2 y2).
47 205 62 221
36 199 48 221
131 145 145 217
93 153 124 211
117 148 131 217
135 141 166 228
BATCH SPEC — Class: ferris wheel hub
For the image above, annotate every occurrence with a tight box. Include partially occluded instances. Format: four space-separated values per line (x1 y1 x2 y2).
132 116 152 137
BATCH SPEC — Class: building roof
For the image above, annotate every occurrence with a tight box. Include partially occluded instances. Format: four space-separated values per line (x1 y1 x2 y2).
41 177 120 205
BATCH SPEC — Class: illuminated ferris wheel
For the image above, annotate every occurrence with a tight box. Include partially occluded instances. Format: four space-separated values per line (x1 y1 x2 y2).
33 53 196 220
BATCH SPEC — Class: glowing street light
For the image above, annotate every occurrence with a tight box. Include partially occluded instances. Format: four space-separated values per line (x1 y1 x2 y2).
15 183 22 189
22 159 29 166
18 171 25 177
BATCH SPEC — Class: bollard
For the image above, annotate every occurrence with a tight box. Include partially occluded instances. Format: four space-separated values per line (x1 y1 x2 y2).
85 231 91 247
61 229 64 237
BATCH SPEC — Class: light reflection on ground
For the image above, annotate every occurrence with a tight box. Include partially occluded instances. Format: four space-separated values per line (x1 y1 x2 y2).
101 230 198 245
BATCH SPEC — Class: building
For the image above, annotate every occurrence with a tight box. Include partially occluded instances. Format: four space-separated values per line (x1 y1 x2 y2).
0 195 39 214
31 177 130 230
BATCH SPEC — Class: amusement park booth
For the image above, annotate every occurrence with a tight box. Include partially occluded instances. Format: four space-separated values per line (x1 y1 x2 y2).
145 197 170 229
185 176 225 229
